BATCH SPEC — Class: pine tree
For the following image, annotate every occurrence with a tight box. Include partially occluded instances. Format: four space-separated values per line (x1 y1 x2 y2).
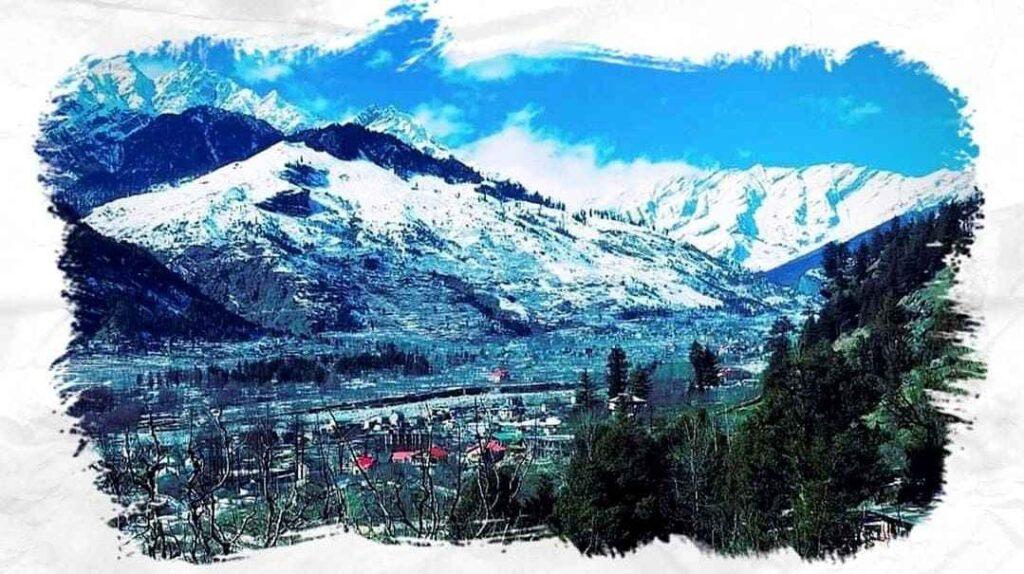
575 369 599 411
689 341 721 391
689 341 708 392
628 366 652 401
852 242 871 281
606 346 629 398
553 416 672 555
821 242 842 281
701 346 721 390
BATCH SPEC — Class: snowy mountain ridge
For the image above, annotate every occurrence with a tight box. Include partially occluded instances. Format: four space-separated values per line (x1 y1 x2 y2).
84 140 785 336
336 106 975 273
615 164 975 271
50 61 972 277
353 105 453 159
57 56 312 132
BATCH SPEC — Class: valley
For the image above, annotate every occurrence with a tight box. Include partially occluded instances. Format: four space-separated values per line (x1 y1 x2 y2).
63 308 776 426
37 51 979 562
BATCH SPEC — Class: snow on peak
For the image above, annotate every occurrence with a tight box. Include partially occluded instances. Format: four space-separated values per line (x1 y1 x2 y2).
60 57 312 133
153 63 310 132
628 164 975 271
353 104 452 158
63 55 156 113
84 141 784 334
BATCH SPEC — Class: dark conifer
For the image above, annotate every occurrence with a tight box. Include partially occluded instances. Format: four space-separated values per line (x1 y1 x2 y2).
606 346 629 398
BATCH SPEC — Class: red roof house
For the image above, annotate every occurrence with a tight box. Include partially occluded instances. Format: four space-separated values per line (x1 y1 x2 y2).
466 439 507 463
353 453 376 472
390 450 418 464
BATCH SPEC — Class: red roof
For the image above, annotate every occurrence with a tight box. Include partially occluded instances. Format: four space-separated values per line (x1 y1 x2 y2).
354 454 375 470
390 450 417 463
428 446 448 460
467 439 506 454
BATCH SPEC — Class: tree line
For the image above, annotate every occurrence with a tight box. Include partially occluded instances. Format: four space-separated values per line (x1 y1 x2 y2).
552 196 982 557
574 338 722 411
130 343 432 393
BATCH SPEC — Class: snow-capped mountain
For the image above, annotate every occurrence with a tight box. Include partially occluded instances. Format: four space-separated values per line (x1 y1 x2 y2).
84 138 784 336
153 62 309 132
60 55 156 113
61 223 259 346
56 56 311 133
61 107 282 215
618 165 975 272
39 56 154 180
353 105 452 158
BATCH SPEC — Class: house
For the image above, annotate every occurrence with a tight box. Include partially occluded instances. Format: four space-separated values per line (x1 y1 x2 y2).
608 393 648 411
363 410 408 432
527 434 575 460
497 396 525 420
352 453 376 474
429 408 452 424
465 439 507 464
493 429 525 444
390 446 448 465
488 367 511 384
387 410 406 427
608 393 649 418
427 445 448 461
718 366 755 384
390 450 418 464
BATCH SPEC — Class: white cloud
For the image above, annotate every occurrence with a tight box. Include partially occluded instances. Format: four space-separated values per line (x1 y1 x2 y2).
366 49 394 69
841 100 882 124
449 53 564 81
457 110 700 209
235 59 293 83
412 103 472 140
802 94 883 126
461 57 517 80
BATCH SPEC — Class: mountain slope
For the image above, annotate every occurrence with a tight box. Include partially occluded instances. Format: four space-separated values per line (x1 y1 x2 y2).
290 123 479 184
353 105 453 158
621 165 974 271
152 61 310 132
84 141 786 337
51 56 311 134
59 223 260 348
50 110 556 218
290 123 563 208
41 58 314 215
36 107 151 194
60 107 283 215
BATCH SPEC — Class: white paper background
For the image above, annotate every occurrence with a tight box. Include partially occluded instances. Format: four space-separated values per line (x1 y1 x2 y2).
1 1 1022 572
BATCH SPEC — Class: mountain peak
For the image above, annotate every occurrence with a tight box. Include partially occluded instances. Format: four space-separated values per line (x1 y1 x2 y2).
353 104 401 121
69 55 155 112
352 104 451 159
84 140 785 335
291 122 481 185
633 164 975 271
61 57 312 133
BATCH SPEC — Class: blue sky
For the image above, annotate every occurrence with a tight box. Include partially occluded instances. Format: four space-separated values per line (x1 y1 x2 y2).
132 4 973 179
